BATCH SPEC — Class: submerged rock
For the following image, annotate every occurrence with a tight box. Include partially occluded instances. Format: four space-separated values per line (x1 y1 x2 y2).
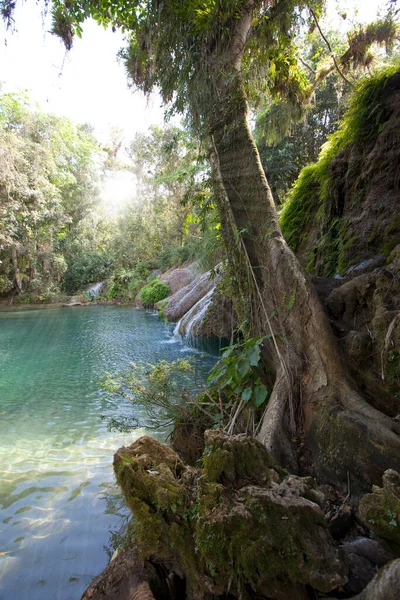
113 432 347 599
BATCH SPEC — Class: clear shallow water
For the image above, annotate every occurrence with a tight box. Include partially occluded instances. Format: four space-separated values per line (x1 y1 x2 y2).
0 306 217 600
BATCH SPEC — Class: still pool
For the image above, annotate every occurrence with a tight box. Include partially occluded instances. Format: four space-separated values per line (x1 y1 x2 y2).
0 305 218 600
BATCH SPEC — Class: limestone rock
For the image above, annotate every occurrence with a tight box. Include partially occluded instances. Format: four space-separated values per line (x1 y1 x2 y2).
177 287 234 339
160 266 197 295
351 559 400 599
114 433 347 599
80 547 157 600
359 469 400 554
163 269 216 322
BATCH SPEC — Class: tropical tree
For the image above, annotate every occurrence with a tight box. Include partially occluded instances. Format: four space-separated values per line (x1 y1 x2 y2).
2 0 399 491
0 90 105 300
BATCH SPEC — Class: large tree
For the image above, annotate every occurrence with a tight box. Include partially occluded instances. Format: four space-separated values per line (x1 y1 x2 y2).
3 0 399 492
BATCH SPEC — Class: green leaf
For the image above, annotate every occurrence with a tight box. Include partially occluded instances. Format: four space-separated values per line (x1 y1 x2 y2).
241 387 252 403
246 344 260 367
237 357 250 378
253 384 268 408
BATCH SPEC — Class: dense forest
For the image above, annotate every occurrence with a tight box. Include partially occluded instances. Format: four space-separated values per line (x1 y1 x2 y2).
1 0 400 599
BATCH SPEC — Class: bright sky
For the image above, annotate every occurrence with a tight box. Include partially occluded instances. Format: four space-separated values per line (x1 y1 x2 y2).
0 2 165 140
0 0 381 211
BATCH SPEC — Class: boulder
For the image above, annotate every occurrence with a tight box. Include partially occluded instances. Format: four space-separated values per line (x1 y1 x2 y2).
114 432 347 599
163 269 216 321
359 469 400 554
341 538 395 595
80 546 157 600
351 559 400 600
160 266 198 295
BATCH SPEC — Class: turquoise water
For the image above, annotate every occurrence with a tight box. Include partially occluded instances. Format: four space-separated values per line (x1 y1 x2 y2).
0 306 217 600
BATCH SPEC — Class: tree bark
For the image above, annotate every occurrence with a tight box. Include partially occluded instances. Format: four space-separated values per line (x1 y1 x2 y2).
205 2 400 494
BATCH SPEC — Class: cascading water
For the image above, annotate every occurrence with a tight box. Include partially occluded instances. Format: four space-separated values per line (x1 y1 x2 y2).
86 281 104 299
177 287 214 339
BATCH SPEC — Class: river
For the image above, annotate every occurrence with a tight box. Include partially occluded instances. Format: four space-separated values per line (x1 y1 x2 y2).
0 305 218 600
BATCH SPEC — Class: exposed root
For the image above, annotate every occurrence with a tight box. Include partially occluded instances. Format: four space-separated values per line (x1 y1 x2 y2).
257 371 298 472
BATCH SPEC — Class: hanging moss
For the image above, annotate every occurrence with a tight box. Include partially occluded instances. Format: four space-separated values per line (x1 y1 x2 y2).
280 163 323 252
280 62 400 276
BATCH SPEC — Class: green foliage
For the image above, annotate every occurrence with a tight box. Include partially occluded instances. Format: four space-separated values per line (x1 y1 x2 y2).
256 73 342 204
324 62 400 156
280 164 321 252
64 252 113 294
106 264 150 301
0 90 106 301
208 336 270 410
108 125 217 274
140 278 169 307
102 358 208 430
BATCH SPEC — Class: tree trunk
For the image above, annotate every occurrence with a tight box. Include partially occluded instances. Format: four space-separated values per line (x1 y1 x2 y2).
205 2 400 495
11 244 23 295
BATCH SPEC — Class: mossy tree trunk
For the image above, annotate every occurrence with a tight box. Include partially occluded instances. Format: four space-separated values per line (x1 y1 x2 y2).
205 1 400 493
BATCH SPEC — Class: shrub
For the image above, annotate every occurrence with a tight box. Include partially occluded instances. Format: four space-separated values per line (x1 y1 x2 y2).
140 278 169 306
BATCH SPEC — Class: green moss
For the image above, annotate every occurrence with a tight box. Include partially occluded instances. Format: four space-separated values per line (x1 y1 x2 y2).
202 432 274 485
360 486 400 554
381 239 400 258
140 278 169 307
280 164 322 252
280 62 400 276
157 298 169 321
115 435 345 597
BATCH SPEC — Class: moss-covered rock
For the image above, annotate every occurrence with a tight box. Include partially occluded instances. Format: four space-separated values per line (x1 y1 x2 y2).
359 470 400 555
114 433 347 599
281 66 400 277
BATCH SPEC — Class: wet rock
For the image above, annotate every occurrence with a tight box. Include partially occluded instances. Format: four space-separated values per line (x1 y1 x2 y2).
342 537 395 567
80 546 158 600
359 469 400 554
163 269 216 321
114 433 347 599
176 286 233 339
179 287 234 339
345 256 386 276
342 550 377 595
351 559 400 599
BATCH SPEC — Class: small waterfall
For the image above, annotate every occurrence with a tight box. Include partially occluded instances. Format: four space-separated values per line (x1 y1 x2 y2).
163 268 215 321
178 288 214 338
86 282 104 299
